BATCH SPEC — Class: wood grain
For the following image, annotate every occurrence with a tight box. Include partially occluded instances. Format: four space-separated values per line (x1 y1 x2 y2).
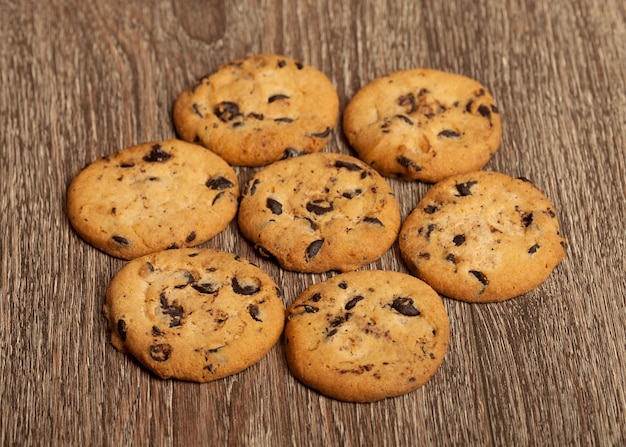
1 0 625 445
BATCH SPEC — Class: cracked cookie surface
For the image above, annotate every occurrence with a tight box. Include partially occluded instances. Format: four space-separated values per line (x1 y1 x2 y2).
343 68 502 183
103 248 285 382
284 270 450 402
66 139 239 260
173 54 339 167
237 152 401 273
399 171 566 302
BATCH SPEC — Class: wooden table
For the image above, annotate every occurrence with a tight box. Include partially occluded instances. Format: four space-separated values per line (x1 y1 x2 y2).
2 0 625 445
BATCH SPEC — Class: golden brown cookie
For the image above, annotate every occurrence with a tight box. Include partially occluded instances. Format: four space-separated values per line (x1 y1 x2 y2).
284 270 450 402
173 54 339 167
103 248 285 382
66 139 239 260
399 171 566 302
237 152 401 273
343 68 502 183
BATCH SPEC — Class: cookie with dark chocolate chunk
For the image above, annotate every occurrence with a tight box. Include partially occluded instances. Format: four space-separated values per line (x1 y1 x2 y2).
66 139 239 260
173 54 339 167
103 248 285 382
284 270 450 402
399 171 566 302
343 68 502 183
237 152 401 273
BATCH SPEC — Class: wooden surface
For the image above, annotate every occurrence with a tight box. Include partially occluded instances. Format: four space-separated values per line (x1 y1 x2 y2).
1 0 625 445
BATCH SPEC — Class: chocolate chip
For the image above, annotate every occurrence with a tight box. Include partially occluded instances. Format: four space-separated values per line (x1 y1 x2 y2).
528 244 540 254
306 239 324 260
257 246 277 261
391 297 420 316
309 293 322 302
295 62 304 69
338 281 348 289
274 117 294 123
465 99 474 113
112 235 130 245
455 181 477 196
446 253 457 264
425 223 436 240
160 293 183 327
395 114 414 125
419 252 431 259
326 328 338 337
192 103 204 118
306 200 333 215
266 198 283 215
342 189 363 199
277 60 287 68
248 304 262 322
522 212 534 227
268 94 289 103
232 277 260 295
117 319 127 342
491 104 499 114
186 232 196 243
424 204 439 214
282 147 306 159
244 178 260 196
149 344 172 362
478 104 491 119
152 326 164 336
397 155 421 172
308 127 331 138
453 234 466 246
192 282 220 294
174 271 195 288
334 160 363 171
363 217 383 225
212 192 226 205
119 162 135 168
469 270 489 286
397 93 417 114
295 304 319 313
143 144 171 162
345 295 364 310
438 129 461 139
330 313 352 327
206 176 235 190
214 101 242 122
249 112 264 120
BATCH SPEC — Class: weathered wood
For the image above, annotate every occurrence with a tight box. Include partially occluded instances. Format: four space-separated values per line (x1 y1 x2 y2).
1 0 625 445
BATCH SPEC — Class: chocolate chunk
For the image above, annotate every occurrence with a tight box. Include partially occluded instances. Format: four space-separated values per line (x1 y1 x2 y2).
326 328 338 337
438 129 461 139
306 200 333 215
469 270 489 286
277 60 287 68
295 304 319 313
186 231 196 243
306 239 324 260
522 212 534 227
455 181 477 196
308 127 331 138
330 313 352 327
478 104 491 119
345 295 364 310
149 344 172 362
214 101 242 122
232 277 260 295
119 162 135 168
397 93 417 114
465 99 474 113
248 304 262 322
112 235 130 245
528 244 540 254
274 117 294 123
268 94 289 103
334 160 363 171
309 292 322 302
397 155 421 172
338 281 348 289
206 176 235 190
363 216 383 226
453 234 466 246
395 114 414 125
295 62 304 69
117 319 127 342
425 223 436 240
143 144 171 163
424 204 439 214
160 293 183 327
192 282 220 294
266 198 283 215
391 297 420 316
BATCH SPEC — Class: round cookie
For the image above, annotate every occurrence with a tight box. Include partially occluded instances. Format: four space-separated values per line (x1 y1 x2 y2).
343 68 502 183
399 171 566 302
66 139 239 260
173 54 339 167
237 152 401 273
103 248 285 382
284 270 450 402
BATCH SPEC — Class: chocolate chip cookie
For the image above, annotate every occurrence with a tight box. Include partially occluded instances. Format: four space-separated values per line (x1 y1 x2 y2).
66 139 239 260
399 171 566 302
343 68 502 183
173 54 339 167
284 270 450 402
237 152 401 273
103 248 285 382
